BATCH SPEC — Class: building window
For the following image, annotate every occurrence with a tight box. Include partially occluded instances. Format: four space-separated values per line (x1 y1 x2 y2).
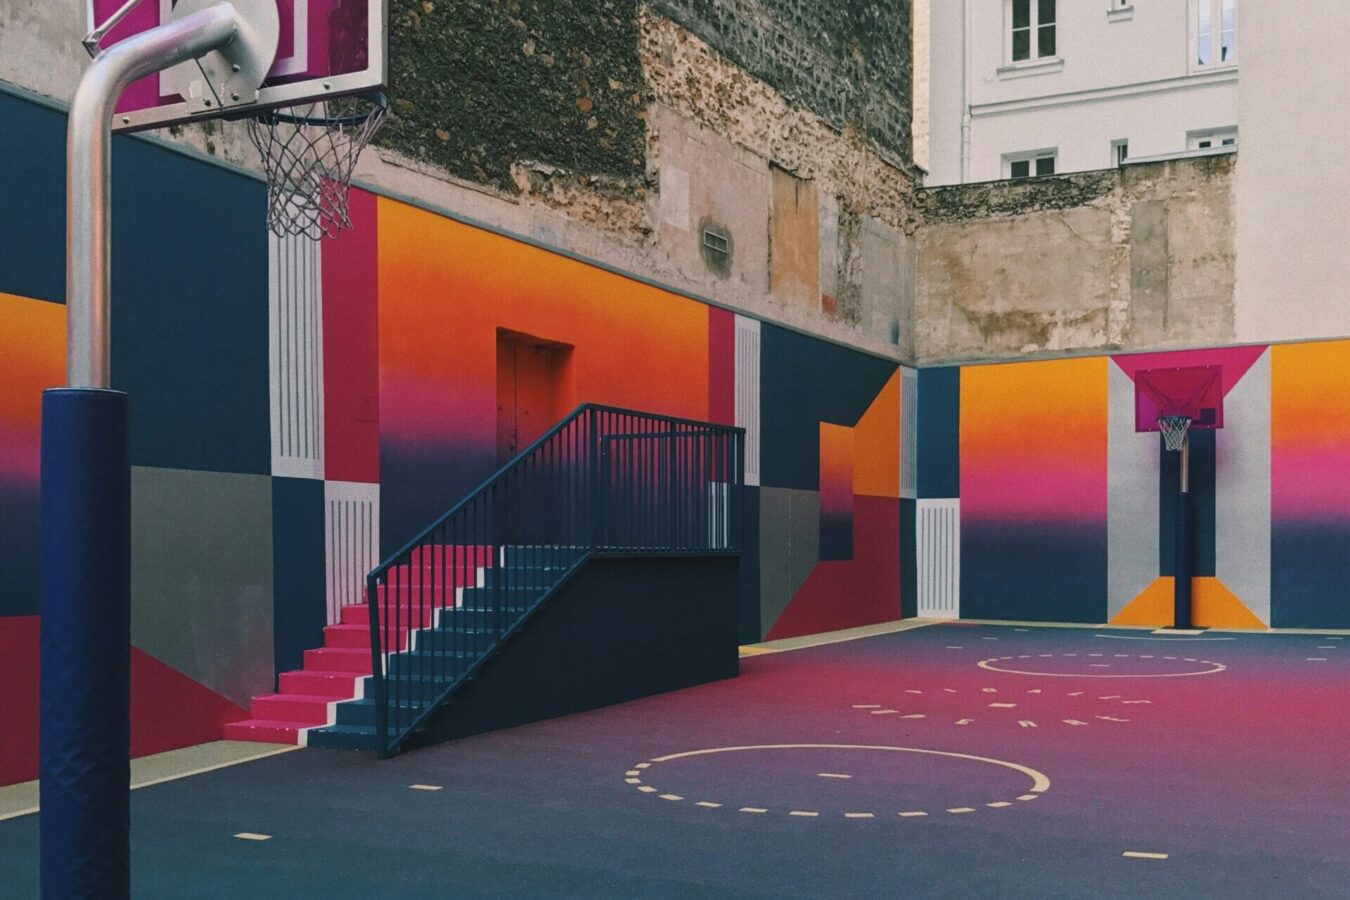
1005 150 1057 180
1111 139 1129 166
1196 0 1237 67
1187 128 1237 150
1011 0 1056 63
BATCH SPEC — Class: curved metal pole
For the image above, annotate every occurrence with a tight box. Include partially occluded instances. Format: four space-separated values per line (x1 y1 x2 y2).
45 6 247 897
66 2 240 387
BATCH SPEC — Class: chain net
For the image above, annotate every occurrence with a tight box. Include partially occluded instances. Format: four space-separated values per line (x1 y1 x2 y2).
1157 415 1192 452
247 95 386 240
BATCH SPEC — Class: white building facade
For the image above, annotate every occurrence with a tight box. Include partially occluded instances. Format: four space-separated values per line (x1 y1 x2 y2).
925 0 1239 185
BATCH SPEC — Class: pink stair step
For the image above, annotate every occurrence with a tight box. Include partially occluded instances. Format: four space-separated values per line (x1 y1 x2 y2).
384 564 484 581
341 603 442 627
305 647 373 674
279 669 361 698
250 693 334 725
324 622 415 652
224 719 302 745
324 622 377 648
407 545 494 567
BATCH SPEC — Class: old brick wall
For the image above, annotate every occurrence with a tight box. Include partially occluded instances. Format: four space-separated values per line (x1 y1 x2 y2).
915 154 1236 364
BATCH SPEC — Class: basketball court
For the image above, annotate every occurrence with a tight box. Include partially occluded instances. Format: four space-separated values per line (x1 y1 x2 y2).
4 621 1349 896
6 1 1350 897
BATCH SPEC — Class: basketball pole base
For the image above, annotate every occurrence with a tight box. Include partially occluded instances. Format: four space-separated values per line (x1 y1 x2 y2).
1172 432 1194 630
39 389 130 898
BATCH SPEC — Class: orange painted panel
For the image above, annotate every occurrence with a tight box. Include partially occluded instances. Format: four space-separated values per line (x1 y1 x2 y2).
853 369 899 499
377 198 709 438
0 293 65 483
961 357 1109 524
1111 577 1266 629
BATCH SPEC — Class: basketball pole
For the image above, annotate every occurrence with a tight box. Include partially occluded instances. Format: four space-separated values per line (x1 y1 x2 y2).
1173 431 1194 629
43 6 252 897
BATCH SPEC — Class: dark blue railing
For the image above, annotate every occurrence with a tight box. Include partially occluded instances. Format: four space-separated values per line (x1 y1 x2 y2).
366 404 744 756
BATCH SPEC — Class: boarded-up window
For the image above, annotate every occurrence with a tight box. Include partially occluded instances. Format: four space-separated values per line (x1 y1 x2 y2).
769 165 820 311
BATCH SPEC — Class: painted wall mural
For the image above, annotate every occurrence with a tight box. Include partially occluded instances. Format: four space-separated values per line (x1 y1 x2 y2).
0 88 905 784
9 82 1350 787
959 358 1109 623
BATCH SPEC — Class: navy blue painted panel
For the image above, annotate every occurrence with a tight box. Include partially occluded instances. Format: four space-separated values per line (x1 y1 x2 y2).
1272 523 1350 628
758 324 898 491
109 135 270 474
900 498 917 619
917 367 960 498
961 521 1107 623
407 556 739 748
1158 430 1216 577
0 92 65 304
271 477 328 680
0 483 40 617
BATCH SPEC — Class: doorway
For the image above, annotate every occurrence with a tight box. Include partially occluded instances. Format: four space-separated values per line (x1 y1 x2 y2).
496 329 573 464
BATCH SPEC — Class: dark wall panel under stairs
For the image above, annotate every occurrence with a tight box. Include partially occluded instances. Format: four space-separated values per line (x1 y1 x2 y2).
407 555 739 749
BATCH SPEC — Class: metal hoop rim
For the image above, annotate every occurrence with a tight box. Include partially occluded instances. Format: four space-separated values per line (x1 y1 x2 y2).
253 91 388 127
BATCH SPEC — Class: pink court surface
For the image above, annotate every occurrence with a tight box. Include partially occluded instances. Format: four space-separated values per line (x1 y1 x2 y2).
3 621 1348 897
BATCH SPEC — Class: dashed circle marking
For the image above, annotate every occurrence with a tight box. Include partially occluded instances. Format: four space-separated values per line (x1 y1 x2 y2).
623 744 1051 821
978 653 1226 678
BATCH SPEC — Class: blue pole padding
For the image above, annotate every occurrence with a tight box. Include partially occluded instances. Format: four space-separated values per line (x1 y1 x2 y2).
1173 489 1194 629
40 388 131 900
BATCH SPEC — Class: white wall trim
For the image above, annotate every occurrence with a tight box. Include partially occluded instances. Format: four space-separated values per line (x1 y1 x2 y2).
971 67 1238 119
269 231 325 480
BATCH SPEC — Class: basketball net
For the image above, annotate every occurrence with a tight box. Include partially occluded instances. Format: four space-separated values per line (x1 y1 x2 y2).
1157 415 1191 452
247 94 387 240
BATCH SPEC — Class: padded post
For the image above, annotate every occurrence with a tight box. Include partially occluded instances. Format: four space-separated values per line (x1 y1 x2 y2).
40 388 131 898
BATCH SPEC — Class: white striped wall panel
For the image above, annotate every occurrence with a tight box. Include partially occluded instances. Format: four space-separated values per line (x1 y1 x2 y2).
917 499 960 619
269 231 325 479
324 481 379 626
734 315 761 487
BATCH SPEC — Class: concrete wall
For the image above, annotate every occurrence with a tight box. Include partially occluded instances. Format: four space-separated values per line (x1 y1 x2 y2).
916 153 1235 363
1235 3 1350 343
925 0 1238 184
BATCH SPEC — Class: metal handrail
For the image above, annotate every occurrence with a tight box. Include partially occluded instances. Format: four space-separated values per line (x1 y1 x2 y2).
364 404 745 756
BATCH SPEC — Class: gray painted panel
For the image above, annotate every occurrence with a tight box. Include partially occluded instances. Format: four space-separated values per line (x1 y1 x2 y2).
1107 362 1160 618
131 467 274 707
1216 349 1272 624
758 487 820 636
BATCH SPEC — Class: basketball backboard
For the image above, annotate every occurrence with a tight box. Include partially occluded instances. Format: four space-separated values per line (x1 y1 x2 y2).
87 0 386 132
1135 365 1224 432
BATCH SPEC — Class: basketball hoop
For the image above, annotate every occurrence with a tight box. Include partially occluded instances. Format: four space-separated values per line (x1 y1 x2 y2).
1157 415 1191 452
246 93 387 240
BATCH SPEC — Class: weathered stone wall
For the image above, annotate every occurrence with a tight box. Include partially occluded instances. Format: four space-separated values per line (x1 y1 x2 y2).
914 154 1236 364
649 0 912 167
1 0 920 359
379 0 648 191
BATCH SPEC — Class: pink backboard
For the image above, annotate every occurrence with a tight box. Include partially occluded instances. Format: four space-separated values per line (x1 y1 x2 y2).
88 0 385 132
1135 365 1224 431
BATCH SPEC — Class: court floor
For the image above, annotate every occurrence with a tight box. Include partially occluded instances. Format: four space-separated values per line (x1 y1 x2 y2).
3 621 1348 898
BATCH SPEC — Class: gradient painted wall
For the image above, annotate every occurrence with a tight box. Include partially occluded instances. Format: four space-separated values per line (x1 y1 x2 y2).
376 201 712 551
960 358 1109 622
1271 341 1350 627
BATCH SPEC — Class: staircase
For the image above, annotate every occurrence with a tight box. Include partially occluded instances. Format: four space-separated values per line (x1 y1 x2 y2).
227 404 744 756
223 546 496 745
